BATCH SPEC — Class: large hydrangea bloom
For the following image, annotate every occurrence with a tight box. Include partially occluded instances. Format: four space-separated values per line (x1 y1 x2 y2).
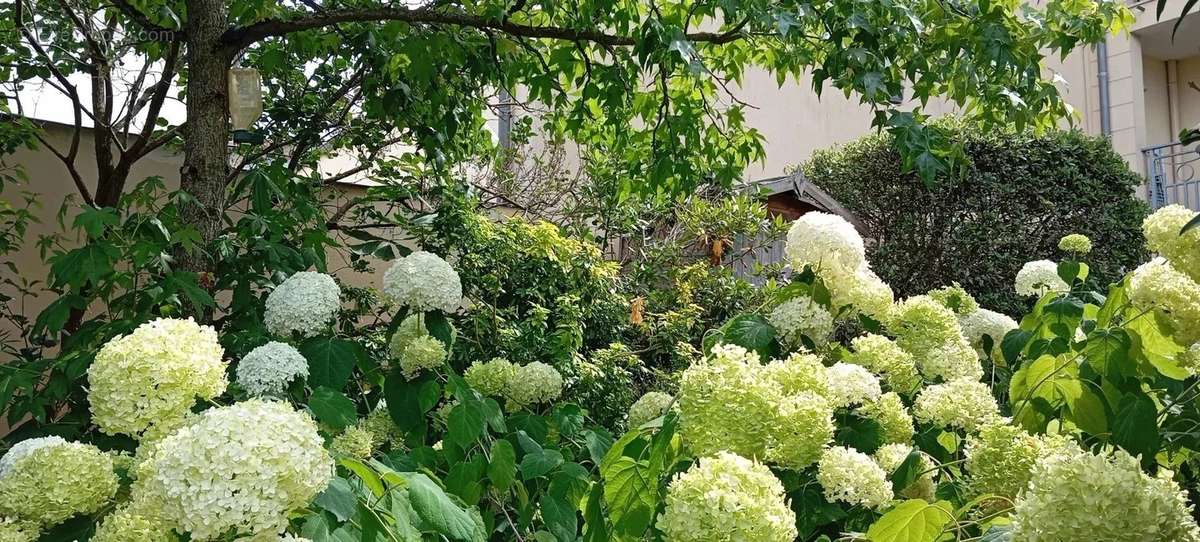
0 436 65 478
627 391 675 428
965 423 1076 500
1129 257 1200 345
263 272 341 338
677 344 779 458
382 251 463 313
856 392 915 444
919 339 983 382
824 362 882 408
91 499 177 542
1011 448 1200 542
88 318 227 438
765 392 834 470
826 266 894 319
397 335 447 380
1014 260 1069 298
886 295 980 382
913 379 1000 432
657 452 797 542
1143 204 1200 282
235 342 309 397
767 295 834 346
1058 233 1093 255
764 351 829 397
0 441 118 526
846 334 920 395
505 362 564 408
784 212 866 274
464 357 518 397
0 517 36 542
958 308 1018 361
816 446 893 509
134 400 332 540
927 283 979 316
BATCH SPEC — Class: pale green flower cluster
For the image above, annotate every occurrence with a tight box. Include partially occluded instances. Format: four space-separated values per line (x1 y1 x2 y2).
886 296 981 383
397 335 447 380
874 443 935 501
0 518 35 542
1011 448 1200 541
784 212 865 274
263 271 341 337
134 400 332 540
1143 204 1200 282
235 341 309 397
958 308 1018 363
856 392 915 444
1181 343 1200 375
91 500 177 542
463 357 518 396
678 344 780 458
1058 233 1093 255
824 362 881 408
505 362 564 408
767 295 834 345
382 251 463 313
964 423 1076 500
816 446 893 509
360 402 403 448
388 314 428 359
827 266 894 319
1014 260 1069 297
928 283 979 316
765 351 829 396
765 392 835 470
913 379 999 432
330 426 376 459
846 334 920 394
627 391 675 428
1129 257 1200 345
89 318 227 439
0 436 65 477
657 452 798 542
0 441 118 527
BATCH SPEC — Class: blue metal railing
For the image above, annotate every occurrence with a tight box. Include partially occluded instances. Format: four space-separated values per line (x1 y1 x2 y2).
1143 141 1200 210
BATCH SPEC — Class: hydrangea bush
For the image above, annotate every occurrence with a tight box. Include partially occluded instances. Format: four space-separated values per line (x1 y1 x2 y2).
5 205 1200 542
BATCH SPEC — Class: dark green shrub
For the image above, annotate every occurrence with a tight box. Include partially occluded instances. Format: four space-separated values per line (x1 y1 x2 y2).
803 126 1148 315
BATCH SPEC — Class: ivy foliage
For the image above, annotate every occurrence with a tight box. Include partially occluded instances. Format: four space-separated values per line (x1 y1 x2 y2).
804 125 1149 316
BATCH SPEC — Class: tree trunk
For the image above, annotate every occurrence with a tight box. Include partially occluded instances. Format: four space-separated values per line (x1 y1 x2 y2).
177 0 233 280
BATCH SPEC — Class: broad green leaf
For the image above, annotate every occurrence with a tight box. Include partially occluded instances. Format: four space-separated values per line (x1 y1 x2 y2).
300 337 361 390
447 399 486 448
520 448 564 480
313 477 357 522
601 456 655 538
715 314 781 360
488 439 517 492
866 499 953 542
385 371 441 433
539 494 577 542
1065 385 1108 436
401 472 488 542
309 387 358 430
1111 393 1159 464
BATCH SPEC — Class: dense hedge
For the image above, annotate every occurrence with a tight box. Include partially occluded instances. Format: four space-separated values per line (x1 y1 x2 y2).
803 126 1149 315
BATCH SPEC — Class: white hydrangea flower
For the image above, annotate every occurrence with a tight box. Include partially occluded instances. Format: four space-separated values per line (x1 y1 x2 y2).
382 251 463 313
766 392 835 470
236 342 309 397
765 351 829 397
1058 233 1093 255
678 344 781 459
658 452 798 542
817 446 893 509
504 362 564 408
1129 257 1200 345
768 295 835 346
134 400 333 540
263 272 341 338
846 334 921 395
919 339 984 382
856 392 915 444
0 441 119 527
1014 260 1069 297
785 212 866 274
1143 204 1200 282
824 362 882 408
627 391 675 428
958 308 1018 358
464 357 518 397
397 335 447 380
1011 448 1200 542
0 436 66 479
827 266 894 319
913 379 1000 432
88 318 228 439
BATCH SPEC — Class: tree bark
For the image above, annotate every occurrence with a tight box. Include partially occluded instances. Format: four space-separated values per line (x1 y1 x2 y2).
177 0 233 279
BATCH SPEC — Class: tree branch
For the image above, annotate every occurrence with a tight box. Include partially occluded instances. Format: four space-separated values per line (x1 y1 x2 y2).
221 5 747 51
108 0 183 36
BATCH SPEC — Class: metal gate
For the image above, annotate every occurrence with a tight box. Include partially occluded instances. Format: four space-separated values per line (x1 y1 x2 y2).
1144 141 1200 210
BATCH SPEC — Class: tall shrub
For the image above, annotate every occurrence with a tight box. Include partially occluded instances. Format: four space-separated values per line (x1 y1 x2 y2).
803 126 1148 315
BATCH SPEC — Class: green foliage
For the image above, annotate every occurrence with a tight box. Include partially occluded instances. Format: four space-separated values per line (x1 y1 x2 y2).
804 125 1149 316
